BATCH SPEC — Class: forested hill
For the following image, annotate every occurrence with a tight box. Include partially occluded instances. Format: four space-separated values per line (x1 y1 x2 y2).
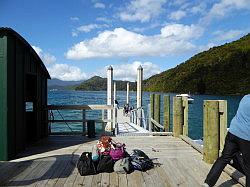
75 76 136 91
144 33 250 95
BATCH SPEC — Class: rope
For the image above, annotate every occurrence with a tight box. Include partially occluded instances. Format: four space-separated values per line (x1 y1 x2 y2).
56 109 74 133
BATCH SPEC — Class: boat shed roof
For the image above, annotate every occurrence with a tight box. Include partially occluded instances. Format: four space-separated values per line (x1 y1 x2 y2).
0 27 51 79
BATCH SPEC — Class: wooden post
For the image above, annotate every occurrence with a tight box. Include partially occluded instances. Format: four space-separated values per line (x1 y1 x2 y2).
137 65 143 126
126 82 129 104
82 109 86 136
154 94 161 131
203 100 219 164
87 120 95 138
150 94 154 131
106 65 113 131
163 95 170 132
101 110 105 131
182 97 189 136
114 82 116 103
173 97 183 137
113 107 118 134
148 103 152 132
219 100 227 151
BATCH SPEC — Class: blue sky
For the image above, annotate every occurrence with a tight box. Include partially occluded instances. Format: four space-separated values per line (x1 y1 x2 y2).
1 0 250 81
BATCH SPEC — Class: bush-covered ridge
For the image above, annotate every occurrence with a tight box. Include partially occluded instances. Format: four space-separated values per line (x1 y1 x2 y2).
144 33 250 95
75 76 136 91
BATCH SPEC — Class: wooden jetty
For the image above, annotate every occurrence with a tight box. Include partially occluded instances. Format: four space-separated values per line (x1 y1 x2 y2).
0 65 247 186
0 135 245 187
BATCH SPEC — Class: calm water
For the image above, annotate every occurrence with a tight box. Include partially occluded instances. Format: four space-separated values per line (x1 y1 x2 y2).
48 90 243 140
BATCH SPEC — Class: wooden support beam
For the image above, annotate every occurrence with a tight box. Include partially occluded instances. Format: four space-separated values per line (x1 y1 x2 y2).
137 66 143 126
82 110 86 136
219 100 227 151
173 97 183 137
126 82 129 104
182 97 189 136
154 94 161 131
150 94 154 132
151 118 164 129
203 100 219 164
106 65 113 132
163 95 170 132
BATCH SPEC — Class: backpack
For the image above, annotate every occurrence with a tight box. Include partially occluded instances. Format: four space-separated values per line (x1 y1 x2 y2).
96 154 114 173
77 152 96 176
114 157 131 174
130 149 154 171
110 143 126 161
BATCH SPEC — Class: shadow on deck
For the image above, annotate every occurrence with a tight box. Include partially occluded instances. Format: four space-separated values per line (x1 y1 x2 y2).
0 135 244 187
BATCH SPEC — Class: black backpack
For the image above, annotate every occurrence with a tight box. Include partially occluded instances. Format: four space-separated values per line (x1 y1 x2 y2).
96 154 114 173
130 149 154 171
77 152 96 176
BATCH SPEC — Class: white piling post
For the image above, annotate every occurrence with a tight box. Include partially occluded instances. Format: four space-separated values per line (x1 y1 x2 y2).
106 65 113 132
137 65 143 126
126 82 130 104
114 82 116 103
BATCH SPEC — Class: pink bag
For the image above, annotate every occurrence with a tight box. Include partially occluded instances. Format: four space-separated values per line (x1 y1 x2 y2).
109 143 126 161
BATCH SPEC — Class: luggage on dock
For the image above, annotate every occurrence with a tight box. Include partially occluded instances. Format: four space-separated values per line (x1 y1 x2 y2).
77 152 96 176
130 149 154 171
110 143 126 161
97 136 113 155
114 157 131 174
97 154 114 173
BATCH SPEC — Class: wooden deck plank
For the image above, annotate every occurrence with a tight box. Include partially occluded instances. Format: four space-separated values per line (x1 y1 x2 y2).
127 171 145 187
6 160 42 186
110 172 119 187
54 159 75 187
36 159 63 187
73 173 85 187
45 158 71 187
118 174 128 187
82 174 93 187
101 172 110 187
91 173 102 187
0 135 244 187
0 161 32 185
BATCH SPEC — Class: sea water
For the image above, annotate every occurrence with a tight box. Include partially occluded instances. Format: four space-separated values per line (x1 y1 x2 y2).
48 90 243 140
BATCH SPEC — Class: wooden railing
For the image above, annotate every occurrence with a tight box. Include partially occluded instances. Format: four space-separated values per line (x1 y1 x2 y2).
147 94 245 185
45 104 117 135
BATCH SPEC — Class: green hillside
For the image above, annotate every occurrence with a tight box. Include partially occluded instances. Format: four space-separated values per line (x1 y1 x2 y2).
144 34 250 95
75 76 136 91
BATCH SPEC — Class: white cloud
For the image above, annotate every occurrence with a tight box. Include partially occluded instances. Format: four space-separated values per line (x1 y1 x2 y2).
32 46 56 65
32 46 87 81
204 0 250 22
213 30 244 41
66 24 203 60
70 17 79 21
160 24 203 40
99 61 160 81
94 2 105 9
119 0 166 22
169 10 186 21
190 3 207 15
72 24 109 37
96 17 112 23
47 64 87 81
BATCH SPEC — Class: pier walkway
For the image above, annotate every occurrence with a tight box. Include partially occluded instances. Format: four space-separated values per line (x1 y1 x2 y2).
0 135 244 187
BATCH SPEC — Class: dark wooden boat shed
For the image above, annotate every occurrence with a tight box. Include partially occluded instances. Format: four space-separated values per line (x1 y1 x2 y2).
0 28 51 161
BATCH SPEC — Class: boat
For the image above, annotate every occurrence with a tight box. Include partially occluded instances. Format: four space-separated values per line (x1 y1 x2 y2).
176 93 194 103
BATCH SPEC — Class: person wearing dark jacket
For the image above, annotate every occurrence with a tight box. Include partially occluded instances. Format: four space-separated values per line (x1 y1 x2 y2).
204 95 250 187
